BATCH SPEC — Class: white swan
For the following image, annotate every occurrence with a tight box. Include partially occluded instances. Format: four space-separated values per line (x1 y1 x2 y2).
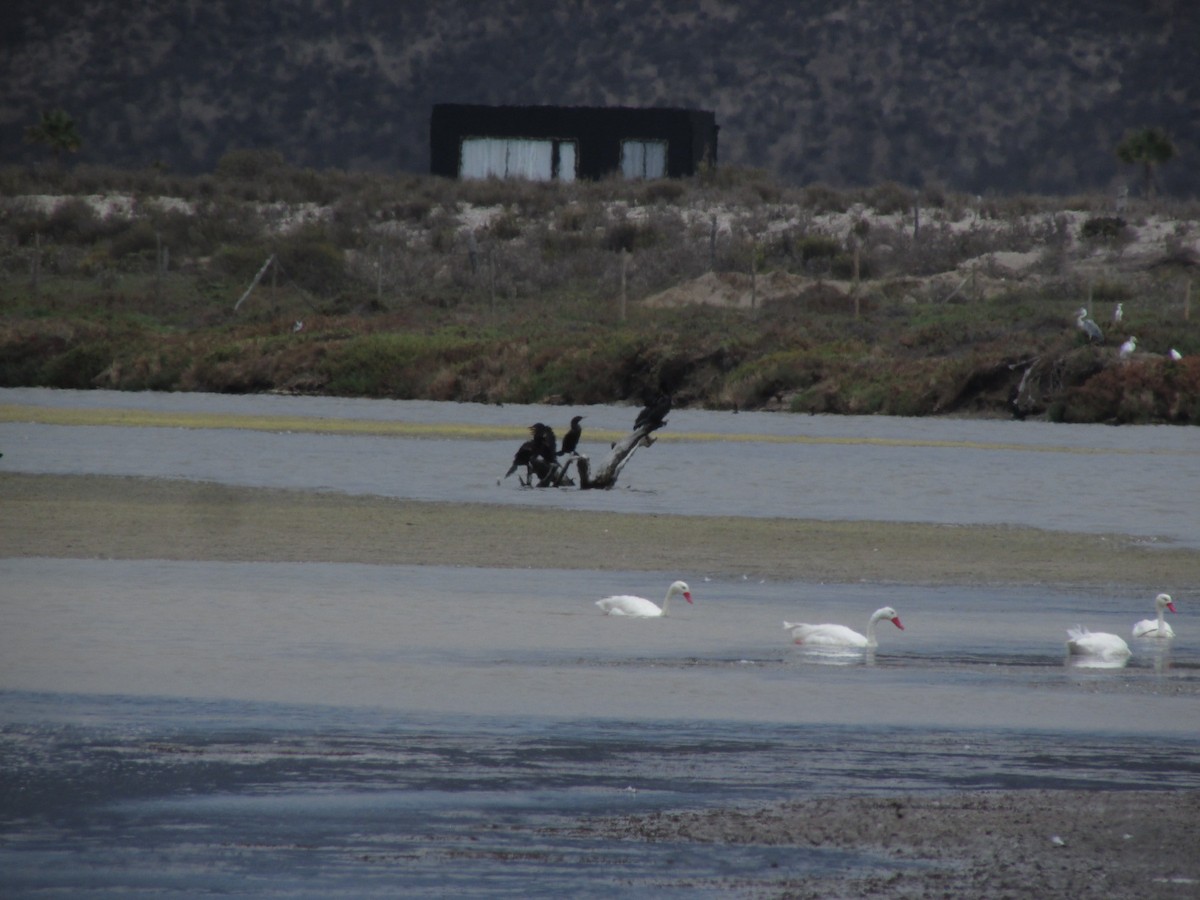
1132 593 1176 639
783 606 904 648
596 580 692 617
1066 626 1131 659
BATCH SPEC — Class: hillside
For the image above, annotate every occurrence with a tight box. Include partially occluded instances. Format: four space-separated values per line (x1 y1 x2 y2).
3 0 1199 195
1 165 1197 423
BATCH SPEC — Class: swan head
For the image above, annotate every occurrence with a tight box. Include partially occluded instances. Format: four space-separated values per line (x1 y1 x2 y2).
670 580 693 604
1156 593 1176 613
872 606 904 630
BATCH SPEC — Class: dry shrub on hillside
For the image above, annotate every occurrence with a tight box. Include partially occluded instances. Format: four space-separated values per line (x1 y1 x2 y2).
29 199 117 245
864 181 915 216
1062 356 1200 424
801 183 852 214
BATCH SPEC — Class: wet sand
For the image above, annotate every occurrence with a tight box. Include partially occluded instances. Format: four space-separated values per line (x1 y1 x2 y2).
5 470 1199 898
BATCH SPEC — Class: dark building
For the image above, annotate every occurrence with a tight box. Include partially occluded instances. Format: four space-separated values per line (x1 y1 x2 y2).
430 104 718 182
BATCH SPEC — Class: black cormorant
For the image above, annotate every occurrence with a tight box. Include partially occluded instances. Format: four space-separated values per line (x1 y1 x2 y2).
531 422 557 459
558 415 584 456
634 394 671 430
504 423 556 480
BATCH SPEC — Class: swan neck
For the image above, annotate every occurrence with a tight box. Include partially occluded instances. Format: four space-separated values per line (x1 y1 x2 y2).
660 587 675 616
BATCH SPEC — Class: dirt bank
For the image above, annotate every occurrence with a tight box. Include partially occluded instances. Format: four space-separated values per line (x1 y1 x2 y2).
4 472 1198 586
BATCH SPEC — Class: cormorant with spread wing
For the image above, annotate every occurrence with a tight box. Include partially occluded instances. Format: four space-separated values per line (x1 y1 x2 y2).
634 394 672 430
504 422 557 481
531 422 557 459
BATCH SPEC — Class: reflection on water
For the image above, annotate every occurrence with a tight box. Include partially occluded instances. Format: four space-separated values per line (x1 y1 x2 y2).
791 646 879 667
1065 654 1130 670
1133 640 1176 675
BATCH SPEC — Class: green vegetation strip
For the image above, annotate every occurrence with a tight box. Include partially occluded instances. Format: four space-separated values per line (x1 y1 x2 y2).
0 404 1162 454
0 403 526 440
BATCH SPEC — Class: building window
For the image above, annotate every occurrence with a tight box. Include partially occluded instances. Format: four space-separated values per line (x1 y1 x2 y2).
620 140 668 179
460 138 577 181
554 141 577 182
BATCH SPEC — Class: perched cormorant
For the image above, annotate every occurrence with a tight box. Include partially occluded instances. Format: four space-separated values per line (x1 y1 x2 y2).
1075 307 1103 344
558 415 584 456
634 394 672 430
503 423 556 481
503 439 536 479
531 422 557 459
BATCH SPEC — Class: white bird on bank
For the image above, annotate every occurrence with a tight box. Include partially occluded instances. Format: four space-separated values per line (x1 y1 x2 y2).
1119 335 1137 359
1075 308 1103 344
1066 626 1131 660
596 580 692 617
1168 348 1183 361
784 606 904 649
1112 302 1124 325
1132 593 1176 639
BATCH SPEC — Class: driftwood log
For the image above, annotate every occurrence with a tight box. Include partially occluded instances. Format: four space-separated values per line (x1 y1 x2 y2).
508 418 665 490
574 420 664 490
506 396 669 490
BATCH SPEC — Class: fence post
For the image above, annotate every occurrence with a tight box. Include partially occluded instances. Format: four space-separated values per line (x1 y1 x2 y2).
31 229 41 298
155 227 163 302
482 245 496 315
709 214 717 271
376 242 383 301
620 249 629 321
852 239 860 319
750 244 757 310
234 254 276 311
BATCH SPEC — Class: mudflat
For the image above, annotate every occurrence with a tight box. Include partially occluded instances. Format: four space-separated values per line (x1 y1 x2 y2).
4 472 1198 587
5 470 1198 899
587 790 1200 898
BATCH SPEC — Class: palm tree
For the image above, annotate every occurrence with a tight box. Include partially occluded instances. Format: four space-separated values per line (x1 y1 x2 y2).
24 108 83 165
1115 127 1176 197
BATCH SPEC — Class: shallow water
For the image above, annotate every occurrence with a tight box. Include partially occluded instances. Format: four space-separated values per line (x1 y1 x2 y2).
4 693 1197 899
3 560 1196 726
2 387 1198 544
1 389 1198 896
